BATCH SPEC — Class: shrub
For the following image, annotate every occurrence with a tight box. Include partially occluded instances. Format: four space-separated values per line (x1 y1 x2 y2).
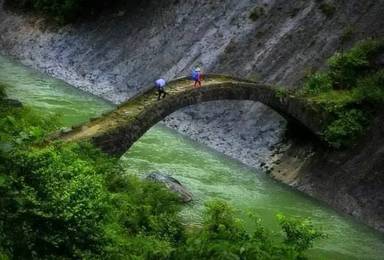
300 39 384 148
323 109 367 148
328 39 384 89
303 72 332 94
278 214 326 253
355 69 384 103
0 92 325 258
0 98 183 258
0 108 59 153
0 141 184 259
275 86 289 98
319 2 336 17
0 144 112 258
328 52 367 89
249 6 265 21
174 200 325 259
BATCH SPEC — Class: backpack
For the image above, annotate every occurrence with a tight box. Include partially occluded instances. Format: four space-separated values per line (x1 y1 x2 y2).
155 79 166 89
192 70 199 81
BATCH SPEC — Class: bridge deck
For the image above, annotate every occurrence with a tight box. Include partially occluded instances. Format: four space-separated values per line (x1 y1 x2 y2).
56 75 254 142
52 74 326 155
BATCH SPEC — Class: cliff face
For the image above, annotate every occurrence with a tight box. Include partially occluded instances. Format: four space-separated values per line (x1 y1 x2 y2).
272 111 384 232
1 0 383 101
305 112 384 232
0 0 384 230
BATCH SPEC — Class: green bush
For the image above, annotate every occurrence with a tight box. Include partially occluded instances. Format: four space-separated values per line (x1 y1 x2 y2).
0 143 111 258
355 69 384 103
0 142 184 258
303 72 332 94
301 39 384 147
278 214 326 253
275 86 289 98
0 96 183 258
302 39 384 93
174 200 325 259
0 92 325 258
324 109 367 148
328 40 384 89
0 108 59 153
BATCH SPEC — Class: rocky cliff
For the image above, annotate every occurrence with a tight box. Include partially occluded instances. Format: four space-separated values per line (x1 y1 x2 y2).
0 0 383 230
272 110 384 232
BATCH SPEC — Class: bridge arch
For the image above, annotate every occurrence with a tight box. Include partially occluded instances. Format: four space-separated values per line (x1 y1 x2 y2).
55 75 326 156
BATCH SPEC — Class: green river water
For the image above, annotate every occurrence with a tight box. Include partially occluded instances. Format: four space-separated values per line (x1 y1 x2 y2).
1 54 383 259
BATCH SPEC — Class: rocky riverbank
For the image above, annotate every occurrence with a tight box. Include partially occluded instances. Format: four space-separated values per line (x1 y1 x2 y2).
163 100 287 171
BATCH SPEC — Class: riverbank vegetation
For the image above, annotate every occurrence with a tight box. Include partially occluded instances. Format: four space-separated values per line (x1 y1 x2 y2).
300 38 384 148
0 85 325 258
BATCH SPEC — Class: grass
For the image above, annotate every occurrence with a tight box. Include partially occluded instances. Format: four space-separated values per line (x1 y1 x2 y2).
308 90 358 109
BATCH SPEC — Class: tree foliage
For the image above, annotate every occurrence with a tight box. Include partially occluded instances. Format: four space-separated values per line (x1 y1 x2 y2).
0 89 325 258
174 200 325 259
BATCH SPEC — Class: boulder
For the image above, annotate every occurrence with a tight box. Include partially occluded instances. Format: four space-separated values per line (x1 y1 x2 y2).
145 172 193 203
60 127 72 134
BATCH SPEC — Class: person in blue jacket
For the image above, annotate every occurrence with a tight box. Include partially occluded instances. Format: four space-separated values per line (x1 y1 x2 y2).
192 66 202 88
155 78 167 100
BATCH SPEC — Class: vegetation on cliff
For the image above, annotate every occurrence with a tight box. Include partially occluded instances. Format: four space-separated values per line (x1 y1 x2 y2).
301 38 384 148
0 85 325 258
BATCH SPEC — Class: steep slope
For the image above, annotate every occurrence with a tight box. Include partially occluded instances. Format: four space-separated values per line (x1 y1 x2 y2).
0 0 291 169
1 0 383 100
273 111 384 232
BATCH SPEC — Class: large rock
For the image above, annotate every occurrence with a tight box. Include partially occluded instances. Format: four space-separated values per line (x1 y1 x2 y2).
145 172 193 203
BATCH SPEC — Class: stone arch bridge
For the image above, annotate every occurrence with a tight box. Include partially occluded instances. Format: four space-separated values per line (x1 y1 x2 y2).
54 75 327 156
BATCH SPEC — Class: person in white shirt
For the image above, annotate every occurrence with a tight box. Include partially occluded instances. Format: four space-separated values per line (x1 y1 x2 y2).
155 78 167 100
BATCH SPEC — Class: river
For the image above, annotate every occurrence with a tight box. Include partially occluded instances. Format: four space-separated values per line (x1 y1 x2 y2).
1 54 383 259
